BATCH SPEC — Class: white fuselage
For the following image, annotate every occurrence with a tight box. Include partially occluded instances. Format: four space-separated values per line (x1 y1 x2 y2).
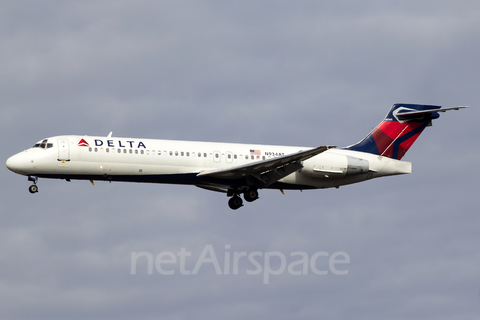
6 135 412 191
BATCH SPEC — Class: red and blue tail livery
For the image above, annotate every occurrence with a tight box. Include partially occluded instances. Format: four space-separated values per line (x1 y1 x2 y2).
6 103 469 209
344 104 463 160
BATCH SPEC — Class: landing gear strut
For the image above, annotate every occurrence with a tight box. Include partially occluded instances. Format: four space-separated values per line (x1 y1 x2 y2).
28 175 38 194
228 195 243 210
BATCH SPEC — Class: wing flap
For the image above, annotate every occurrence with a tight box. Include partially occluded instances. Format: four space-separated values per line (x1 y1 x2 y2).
195 185 228 193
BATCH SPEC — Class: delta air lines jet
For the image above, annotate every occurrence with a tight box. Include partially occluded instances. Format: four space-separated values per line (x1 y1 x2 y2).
6 104 468 209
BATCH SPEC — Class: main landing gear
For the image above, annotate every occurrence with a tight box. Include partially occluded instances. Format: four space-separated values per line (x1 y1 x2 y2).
228 195 243 210
28 175 39 194
227 188 259 210
243 188 259 202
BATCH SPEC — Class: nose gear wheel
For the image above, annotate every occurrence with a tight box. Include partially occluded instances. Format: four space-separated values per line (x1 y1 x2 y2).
29 185 38 193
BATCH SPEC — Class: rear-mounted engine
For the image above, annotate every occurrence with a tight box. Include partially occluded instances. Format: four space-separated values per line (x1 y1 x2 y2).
301 154 369 178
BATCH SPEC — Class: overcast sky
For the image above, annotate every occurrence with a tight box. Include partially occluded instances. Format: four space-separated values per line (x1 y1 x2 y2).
1 1 479 319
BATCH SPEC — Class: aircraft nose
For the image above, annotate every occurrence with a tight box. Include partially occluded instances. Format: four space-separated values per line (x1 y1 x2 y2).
6 154 19 173
6 152 30 174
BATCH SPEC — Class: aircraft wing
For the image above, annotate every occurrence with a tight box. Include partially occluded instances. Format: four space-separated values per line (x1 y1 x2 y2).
197 145 334 188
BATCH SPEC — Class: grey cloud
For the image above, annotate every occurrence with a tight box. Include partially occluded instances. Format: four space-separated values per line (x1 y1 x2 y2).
1 1 479 319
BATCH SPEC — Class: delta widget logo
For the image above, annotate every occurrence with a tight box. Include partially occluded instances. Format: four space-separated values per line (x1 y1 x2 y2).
78 139 90 147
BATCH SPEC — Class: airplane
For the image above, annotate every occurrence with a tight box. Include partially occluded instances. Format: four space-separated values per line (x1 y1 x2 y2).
6 104 469 209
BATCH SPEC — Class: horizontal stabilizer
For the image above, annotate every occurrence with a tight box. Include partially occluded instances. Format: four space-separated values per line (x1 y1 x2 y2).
395 106 470 120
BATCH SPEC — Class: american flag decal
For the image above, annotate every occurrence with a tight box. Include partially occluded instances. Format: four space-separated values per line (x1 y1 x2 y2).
250 149 261 155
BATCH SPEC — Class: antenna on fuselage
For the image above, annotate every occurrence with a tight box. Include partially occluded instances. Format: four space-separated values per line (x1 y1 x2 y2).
107 132 113 138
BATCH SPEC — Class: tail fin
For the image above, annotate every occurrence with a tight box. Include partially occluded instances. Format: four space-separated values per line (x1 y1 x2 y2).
344 104 442 160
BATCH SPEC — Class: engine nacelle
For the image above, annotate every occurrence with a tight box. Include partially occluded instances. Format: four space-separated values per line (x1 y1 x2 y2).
344 155 370 176
301 153 369 178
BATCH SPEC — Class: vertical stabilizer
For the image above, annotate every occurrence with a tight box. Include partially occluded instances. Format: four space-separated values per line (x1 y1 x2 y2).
343 104 441 160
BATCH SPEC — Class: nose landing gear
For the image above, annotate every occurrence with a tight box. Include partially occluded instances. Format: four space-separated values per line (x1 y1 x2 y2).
28 185 38 193
28 175 38 194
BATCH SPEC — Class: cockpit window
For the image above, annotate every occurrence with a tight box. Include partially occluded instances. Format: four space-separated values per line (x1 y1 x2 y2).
33 139 53 149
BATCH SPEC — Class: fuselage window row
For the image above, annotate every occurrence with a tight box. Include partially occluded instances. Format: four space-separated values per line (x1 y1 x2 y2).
86 147 264 162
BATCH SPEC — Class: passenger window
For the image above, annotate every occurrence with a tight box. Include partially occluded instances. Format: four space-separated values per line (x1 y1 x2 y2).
169 151 173 156
204 153 207 157
234 154 237 159
175 151 178 156
95 148 98 152
118 149 121 153
186 152 189 157
106 148 110 153
181 151 184 156
123 149 127 153
89 147 92 152
141 150 144 154
129 149 132 154
146 150 150 155
135 149 138 154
